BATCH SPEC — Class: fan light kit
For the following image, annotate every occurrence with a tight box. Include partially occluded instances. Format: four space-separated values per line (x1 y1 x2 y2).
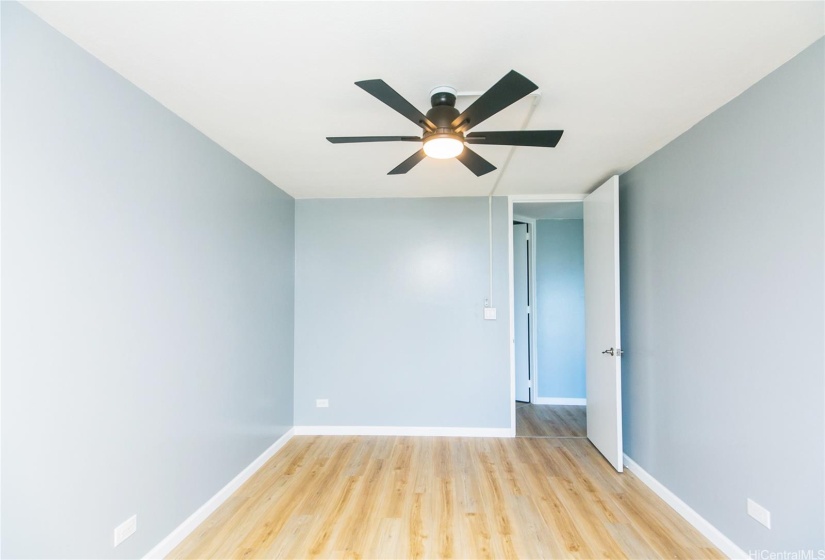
423 135 464 159
327 70 564 176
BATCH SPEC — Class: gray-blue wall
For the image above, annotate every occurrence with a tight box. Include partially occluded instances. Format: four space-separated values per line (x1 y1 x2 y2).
294 197 510 428
1 4 295 558
535 219 586 399
620 38 824 552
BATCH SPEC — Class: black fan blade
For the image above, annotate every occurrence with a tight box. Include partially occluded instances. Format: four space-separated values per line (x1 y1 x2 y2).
327 136 421 144
455 146 497 177
356 80 436 132
388 149 427 175
451 70 538 132
465 130 564 147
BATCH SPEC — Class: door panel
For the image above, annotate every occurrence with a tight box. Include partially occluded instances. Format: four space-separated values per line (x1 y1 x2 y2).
584 176 623 472
513 223 530 403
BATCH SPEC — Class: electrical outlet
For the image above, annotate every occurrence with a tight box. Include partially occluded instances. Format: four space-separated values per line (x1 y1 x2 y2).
316 398 329 408
747 499 771 529
114 515 137 547
483 307 497 320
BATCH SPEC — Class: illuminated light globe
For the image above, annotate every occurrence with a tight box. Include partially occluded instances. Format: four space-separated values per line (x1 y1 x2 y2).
423 136 464 159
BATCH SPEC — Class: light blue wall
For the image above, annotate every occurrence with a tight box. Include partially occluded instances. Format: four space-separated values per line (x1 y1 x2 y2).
1 4 295 558
620 38 824 553
294 197 510 428
535 219 585 399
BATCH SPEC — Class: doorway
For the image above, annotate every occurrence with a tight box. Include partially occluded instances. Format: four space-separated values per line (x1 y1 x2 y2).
512 201 587 439
508 178 624 471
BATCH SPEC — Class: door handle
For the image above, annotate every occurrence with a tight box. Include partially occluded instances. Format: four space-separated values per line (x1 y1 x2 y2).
601 347 624 356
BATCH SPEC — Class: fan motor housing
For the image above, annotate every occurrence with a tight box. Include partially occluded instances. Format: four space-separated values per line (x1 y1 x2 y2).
426 106 460 130
426 86 459 130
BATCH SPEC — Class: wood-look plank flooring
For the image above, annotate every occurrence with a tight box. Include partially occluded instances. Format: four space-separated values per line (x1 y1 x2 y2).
516 404 587 438
168 436 722 559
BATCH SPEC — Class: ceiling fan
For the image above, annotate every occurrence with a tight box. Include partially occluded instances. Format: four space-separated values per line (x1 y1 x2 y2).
327 70 563 177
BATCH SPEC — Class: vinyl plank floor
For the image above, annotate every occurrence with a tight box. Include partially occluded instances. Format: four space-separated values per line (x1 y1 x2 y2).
168 435 722 560
516 403 587 438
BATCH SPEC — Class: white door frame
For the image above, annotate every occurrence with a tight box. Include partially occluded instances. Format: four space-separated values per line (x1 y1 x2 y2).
508 194 587 436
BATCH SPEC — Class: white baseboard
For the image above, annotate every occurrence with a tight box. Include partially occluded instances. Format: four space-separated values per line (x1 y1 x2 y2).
293 425 513 438
532 397 586 405
622 454 748 560
143 428 295 559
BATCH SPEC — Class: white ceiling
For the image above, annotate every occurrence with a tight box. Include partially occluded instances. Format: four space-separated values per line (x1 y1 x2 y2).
514 202 583 221
24 2 824 199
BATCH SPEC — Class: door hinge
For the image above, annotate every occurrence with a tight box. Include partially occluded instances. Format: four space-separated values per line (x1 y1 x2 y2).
526 232 531 241
526 305 531 314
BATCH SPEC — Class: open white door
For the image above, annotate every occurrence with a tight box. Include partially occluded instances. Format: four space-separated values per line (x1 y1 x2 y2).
584 175 623 472
513 223 530 403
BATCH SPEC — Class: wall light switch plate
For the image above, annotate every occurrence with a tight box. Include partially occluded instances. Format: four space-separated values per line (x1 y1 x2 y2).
316 398 329 408
483 307 497 320
114 515 137 547
747 499 771 529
